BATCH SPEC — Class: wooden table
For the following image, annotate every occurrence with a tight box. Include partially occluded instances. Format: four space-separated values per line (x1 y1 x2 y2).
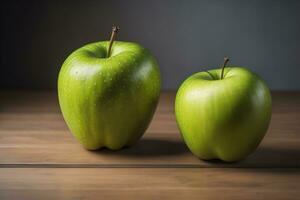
0 91 299 200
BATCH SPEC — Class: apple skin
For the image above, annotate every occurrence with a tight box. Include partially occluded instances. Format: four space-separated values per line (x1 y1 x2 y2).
58 41 161 150
175 67 272 162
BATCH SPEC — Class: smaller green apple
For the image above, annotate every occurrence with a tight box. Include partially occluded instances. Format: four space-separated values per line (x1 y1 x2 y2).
175 58 272 162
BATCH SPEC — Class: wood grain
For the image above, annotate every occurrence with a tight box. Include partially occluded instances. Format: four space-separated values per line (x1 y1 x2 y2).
0 91 299 200
0 168 299 200
0 91 300 167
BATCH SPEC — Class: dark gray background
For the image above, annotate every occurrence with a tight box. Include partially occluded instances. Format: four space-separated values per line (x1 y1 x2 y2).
1 0 300 90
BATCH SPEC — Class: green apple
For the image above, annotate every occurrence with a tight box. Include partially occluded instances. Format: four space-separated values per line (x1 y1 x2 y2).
175 58 272 162
58 27 161 150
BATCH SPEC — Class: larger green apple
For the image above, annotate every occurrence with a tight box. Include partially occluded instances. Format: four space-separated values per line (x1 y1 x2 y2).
58 27 160 150
175 59 272 162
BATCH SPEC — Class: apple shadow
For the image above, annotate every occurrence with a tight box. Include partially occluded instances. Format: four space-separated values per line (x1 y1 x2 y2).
249 145 300 166
201 145 300 169
91 138 189 157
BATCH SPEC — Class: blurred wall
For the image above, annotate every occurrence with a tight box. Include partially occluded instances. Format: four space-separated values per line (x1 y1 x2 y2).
1 0 300 90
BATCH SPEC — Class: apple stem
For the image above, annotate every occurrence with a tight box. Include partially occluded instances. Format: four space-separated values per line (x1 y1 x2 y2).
220 57 230 79
107 26 120 58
